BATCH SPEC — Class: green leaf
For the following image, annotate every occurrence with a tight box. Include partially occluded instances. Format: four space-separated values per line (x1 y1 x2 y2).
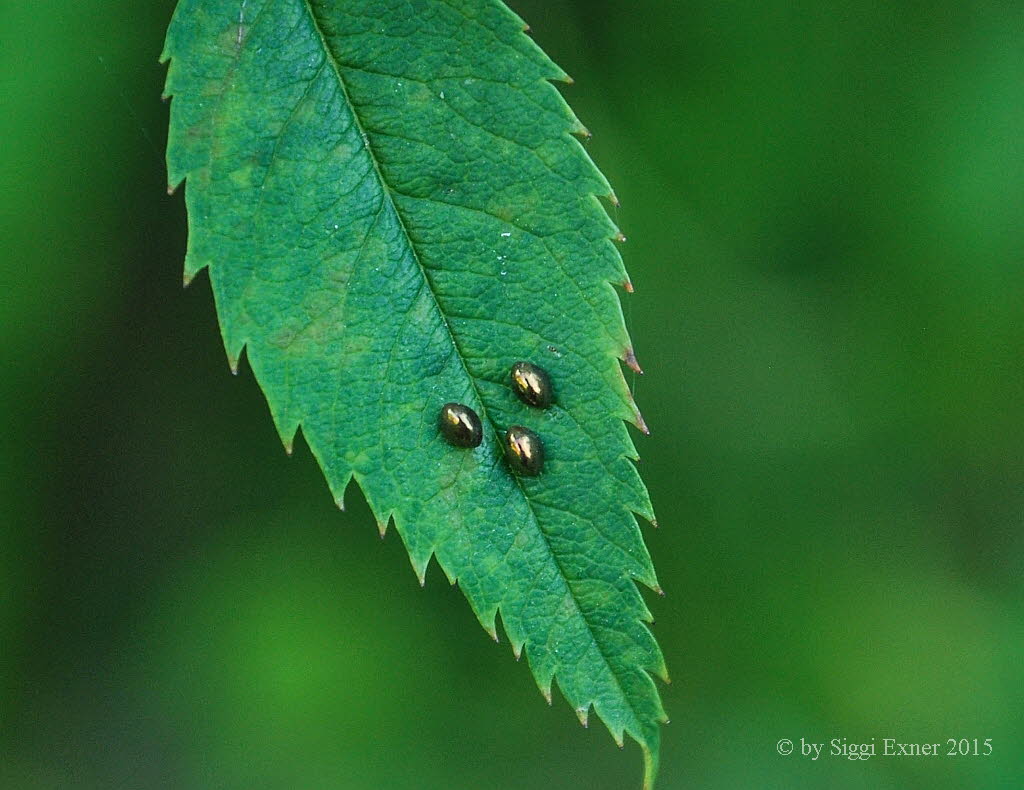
161 0 667 784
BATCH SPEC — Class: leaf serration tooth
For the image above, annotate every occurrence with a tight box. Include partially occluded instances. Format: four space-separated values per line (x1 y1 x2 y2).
633 409 650 436
623 348 643 375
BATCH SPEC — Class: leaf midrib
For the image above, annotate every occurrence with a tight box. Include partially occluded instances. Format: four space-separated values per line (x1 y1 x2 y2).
299 0 643 735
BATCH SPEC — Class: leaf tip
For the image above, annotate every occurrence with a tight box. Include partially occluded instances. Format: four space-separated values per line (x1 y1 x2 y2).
622 279 634 293
575 706 590 728
641 744 659 790
614 232 627 244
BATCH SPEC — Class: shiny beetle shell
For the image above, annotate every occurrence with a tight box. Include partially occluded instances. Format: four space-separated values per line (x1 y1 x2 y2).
504 425 545 476
510 361 554 409
439 403 483 448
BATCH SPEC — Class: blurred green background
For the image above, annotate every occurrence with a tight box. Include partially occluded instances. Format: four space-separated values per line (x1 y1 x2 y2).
2 1 1022 788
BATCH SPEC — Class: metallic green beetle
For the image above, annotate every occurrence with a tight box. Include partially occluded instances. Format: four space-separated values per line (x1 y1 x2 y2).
504 424 544 476
438 402 483 448
510 361 554 409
